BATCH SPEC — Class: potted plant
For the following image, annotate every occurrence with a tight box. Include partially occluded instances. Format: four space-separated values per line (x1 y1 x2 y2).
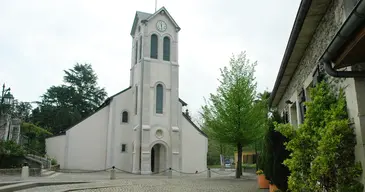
269 181 278 192
256 169 269 189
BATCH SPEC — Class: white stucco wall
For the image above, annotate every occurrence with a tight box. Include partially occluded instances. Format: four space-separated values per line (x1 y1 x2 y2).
64 106 109 170
111 89 134 172
181 115 208 173
45 135 66 168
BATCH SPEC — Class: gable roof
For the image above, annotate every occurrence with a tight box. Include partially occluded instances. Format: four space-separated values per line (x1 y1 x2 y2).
269 0 332 107
47 86 189 138
182 112 208 138
46 86 132 138
130 7 181 36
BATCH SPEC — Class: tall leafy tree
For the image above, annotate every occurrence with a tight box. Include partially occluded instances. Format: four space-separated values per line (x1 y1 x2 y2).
31 63 107 134
10 101 33 121
63 63 107 116
201 52 267 178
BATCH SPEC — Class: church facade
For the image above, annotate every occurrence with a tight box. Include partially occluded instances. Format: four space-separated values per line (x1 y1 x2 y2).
45 7 208 174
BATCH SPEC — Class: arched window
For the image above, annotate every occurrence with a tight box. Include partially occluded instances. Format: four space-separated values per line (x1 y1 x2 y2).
150 34 158 59
121 111 128 123
139 36 142 60
163 37 170 61
156 84 163 114
135 41 138 64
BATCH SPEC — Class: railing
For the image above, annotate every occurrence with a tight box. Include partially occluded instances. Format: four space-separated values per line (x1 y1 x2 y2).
24 147 51 169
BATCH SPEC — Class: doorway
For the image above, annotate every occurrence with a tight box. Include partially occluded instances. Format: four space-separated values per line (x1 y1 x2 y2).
150 143 166 173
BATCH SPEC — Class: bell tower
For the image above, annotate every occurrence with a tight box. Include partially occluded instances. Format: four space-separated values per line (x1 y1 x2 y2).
129 7 182 174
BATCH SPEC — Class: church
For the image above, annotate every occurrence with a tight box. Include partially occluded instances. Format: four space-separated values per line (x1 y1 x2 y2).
45 7 208 174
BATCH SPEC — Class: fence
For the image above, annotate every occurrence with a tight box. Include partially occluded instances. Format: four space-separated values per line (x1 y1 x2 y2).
52 166 256 180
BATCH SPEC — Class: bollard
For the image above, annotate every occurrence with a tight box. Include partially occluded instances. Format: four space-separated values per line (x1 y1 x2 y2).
207 168 211 178
110 166 116 180
21 166 29 180
168 167 172 179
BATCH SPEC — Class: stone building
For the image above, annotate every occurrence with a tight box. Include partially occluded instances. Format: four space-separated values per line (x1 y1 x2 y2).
269 0 365 185
45 7 208 174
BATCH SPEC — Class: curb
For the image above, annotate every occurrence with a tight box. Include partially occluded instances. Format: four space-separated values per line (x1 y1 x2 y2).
0 181 89 192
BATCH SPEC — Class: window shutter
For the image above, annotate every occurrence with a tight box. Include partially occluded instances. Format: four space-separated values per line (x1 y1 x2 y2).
299 88 306 123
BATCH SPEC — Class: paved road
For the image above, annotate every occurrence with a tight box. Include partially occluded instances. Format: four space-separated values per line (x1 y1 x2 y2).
8 169 260 192
17 177 258 192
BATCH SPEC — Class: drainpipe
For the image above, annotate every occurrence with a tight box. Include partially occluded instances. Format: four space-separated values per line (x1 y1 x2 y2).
323 61 365 77
321 0 365 78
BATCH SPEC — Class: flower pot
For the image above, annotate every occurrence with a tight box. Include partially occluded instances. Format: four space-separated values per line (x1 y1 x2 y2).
269 183 278 192
257 174 269 189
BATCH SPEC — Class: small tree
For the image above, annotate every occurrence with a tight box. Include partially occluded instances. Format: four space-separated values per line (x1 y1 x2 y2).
201 52 267 178
275 82 363 192
21 122 52 154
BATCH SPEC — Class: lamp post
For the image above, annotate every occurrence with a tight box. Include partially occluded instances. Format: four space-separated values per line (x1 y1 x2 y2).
0 84 14 141
0 84 14 116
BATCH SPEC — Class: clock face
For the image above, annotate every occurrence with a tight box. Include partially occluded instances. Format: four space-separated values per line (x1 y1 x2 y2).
156 20 167 32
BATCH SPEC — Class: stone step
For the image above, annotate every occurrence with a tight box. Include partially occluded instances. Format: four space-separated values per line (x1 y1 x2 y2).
41 170 56 177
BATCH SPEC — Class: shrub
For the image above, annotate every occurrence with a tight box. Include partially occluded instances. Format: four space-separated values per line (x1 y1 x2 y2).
0 140 26 168
260 110 290 191
275 82 363 192
51 158 57 165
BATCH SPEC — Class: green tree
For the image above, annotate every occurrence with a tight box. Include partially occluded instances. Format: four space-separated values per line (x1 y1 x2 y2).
201 52 267 178
10 101 33 121
276 82 363 192
21 122 52 154
31 63 107 134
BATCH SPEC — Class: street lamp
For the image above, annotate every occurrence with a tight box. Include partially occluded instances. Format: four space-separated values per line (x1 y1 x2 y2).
0 84 14 116
3 92 14 105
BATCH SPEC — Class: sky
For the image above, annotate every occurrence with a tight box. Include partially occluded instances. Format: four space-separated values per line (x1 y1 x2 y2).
0 0 301 117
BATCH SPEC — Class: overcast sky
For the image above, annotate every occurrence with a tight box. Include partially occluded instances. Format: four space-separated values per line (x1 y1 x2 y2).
0 0 300 117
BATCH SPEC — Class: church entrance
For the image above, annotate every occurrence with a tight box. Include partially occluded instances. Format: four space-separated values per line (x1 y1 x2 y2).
150 143 167 173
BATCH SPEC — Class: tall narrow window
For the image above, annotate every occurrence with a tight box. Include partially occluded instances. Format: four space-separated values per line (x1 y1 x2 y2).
156 84 163 114
139 36 142 60
135 86 138 115
150 34 158 59
135 41 138 64
121 111 128 123
163 37 170 61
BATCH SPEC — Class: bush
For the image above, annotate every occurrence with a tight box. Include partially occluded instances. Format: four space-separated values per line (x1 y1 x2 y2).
275 82 363 192
0 140 26 168
260 110 289 191
51 158 57 165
